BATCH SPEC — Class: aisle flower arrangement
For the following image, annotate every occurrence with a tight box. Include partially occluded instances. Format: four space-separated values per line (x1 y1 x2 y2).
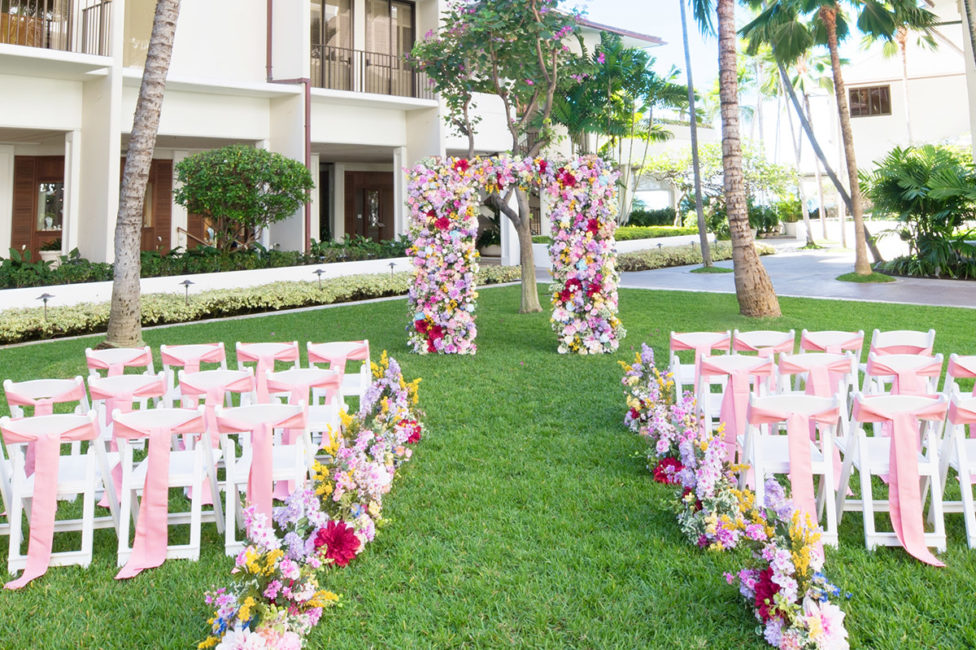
545 157 624 354
620 345 849 650
200 353 424 649
406 159 481 355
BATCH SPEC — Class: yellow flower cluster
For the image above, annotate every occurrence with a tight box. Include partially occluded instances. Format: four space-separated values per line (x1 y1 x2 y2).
789 510 822 582
307 590 341 609
198 634 219 648
312 461 334 497
236 596 257 622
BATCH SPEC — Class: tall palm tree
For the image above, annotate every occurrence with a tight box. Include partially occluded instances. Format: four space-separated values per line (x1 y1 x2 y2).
105 0 181 347
872 23 935 145
681 0 713 266
698 0 781 316
742 0 935 275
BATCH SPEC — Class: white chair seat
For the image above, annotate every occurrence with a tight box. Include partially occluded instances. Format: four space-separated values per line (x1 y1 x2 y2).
236 445 305 478
129 449 223 487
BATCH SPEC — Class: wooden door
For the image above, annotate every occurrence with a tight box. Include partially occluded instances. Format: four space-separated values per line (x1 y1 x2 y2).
344 171 394 242
11 156 64 260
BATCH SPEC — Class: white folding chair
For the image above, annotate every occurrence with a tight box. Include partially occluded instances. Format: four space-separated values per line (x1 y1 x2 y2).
215 403 310 555
937 389 976 548
85 346 155 377
800 329 864 356
698 355 774 464
741 393 842 546
836 392 948 560
112 407 222 572
868 329 936 357
160 342 227 405
307 340 371 407
862 353 943 396
236 341 300 403
266 367 343 448
668 331 730 400
0 412 105 587
942 354 976 395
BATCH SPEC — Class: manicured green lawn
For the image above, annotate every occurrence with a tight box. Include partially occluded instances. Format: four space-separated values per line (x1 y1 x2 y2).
1 286 975 648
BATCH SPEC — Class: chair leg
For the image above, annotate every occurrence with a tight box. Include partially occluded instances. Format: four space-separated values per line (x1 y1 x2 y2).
80 451 96 567
927 463 947 553
835 443 856 527
859 444 878 551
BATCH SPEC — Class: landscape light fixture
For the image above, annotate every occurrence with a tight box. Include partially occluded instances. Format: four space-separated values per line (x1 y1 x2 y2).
388 261 396 279
36 292 54 320
657 242 663 250
314 268 326 289
180 279 194 306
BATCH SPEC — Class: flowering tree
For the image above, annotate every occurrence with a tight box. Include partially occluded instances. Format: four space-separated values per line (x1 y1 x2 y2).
412 0 580 313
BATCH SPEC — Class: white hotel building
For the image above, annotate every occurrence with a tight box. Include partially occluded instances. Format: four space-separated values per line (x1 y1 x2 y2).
0 0 660 264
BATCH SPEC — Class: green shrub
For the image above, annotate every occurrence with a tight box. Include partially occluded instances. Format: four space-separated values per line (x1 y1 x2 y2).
775 195 802 223
617 241 775 273
0 266 522 344
616 225 698 241
532 236 552 244
627 207 675 227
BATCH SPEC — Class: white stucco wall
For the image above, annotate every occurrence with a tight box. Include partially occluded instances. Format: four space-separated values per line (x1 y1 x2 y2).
165 1 267 83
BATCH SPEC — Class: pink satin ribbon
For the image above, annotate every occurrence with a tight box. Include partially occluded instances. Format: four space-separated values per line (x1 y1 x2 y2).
1 414 99 589
86 347 153 377
88 374 167 508
947 355 976 396
307 341 370 386
217 407 308 521
871 337 934 357
4 379 86 476
801 331 863 356
779 353 851 398
669 332 730 390
112 409 206 579
853 395 948 566
161 343 225 375
733 331 795 359
700 355 773 463
747 402 840 527
237 343 299 403
866 355 942 396
179 370 256 441
266 369 340 498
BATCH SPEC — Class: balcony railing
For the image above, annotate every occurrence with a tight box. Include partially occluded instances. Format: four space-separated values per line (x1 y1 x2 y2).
0 0 111 56
311 45 434 100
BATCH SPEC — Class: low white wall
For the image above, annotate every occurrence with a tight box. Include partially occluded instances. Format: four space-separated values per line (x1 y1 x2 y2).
0 257 412 313
532 234 714 270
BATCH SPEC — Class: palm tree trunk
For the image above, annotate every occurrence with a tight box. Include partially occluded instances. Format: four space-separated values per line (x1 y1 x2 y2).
821 6 871 275
963 0 976 68
680 0 711 266
805 93 828 239
782 76 815 246
105 0 181 347
718 0 780 317
897 29 913 145
777 61 882 261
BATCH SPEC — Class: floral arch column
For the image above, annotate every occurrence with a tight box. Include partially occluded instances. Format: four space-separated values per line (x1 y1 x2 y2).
543 157 625 354
405 159 480 354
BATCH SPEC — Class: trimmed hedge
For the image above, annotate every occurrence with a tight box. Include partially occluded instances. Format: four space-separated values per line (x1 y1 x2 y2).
615 225 698 241
0 266 521 345
617 241 775 273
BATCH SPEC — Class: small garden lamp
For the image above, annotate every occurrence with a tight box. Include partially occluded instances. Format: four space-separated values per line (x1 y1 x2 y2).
36 292 54 320
314 268 326 289
388 261 396 279
657 242 663 250
180 279 194 306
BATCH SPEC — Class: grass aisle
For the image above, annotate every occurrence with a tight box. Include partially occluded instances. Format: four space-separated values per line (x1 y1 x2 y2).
0 286 974 648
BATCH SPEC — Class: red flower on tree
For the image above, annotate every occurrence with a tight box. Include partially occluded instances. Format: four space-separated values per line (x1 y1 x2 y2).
314 520 361 567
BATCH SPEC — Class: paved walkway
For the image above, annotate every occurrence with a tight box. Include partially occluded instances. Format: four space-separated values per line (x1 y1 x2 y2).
539 239 976 309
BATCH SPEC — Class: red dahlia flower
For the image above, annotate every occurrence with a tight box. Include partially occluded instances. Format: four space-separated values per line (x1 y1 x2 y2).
753 567 782 622
415 319 430 334
652 457 683 485
314 520 361 567
453 159 470 173
586 218 599 234
434 216 451 231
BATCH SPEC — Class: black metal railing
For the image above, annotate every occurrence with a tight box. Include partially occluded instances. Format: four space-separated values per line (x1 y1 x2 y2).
311 45 434 100
0 0 111 56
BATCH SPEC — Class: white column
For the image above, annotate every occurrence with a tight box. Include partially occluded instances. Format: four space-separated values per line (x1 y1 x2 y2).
333 163 346 240
63 130 82 253
310 153 321 243
172 150 189 250
500 193 520 266
393 146 407 237
0 145 13 254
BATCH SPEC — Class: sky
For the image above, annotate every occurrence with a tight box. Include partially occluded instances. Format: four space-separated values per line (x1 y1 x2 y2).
575 0 720 88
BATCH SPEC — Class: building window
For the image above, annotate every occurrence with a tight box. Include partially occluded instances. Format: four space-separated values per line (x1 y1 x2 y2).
36 181 64 231
849 86 891 118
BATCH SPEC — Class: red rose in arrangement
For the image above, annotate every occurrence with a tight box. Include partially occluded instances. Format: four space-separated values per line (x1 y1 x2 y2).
586 282 602 298
586 218 599 235
538 159 548 175
400 418 422 444
652 457 683 485
415 319 430 334
314 520 361 567
557 167 577 187
754 567 782 622
453 158 470 173
434 216 451 231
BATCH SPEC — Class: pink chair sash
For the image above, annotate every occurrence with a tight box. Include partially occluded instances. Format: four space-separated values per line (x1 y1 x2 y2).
700 355 773 463
947 355 976 396
112 409 205 580
86 347 153 377
5 379 86 476
779 353 851 398
853 395 948 566
161 344 225 375
669 332 730 389
733 331 795 359
866 355 942 396
179 370 256 438
801 331 862 355
217 407 307 521
266 369 340 498
237 343 299 402
88 374 167 507
1 414 98 589
871 336 933 357
747 402 840 526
